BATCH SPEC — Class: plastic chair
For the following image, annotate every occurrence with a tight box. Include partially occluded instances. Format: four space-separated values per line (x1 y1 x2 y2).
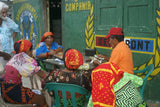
133 64 154 99
44 82 90 107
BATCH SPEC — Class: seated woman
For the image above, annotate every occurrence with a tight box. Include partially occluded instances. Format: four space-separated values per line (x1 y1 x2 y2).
36 32 63 60
55 48 91 91
43 48 92 107
1 39 48 107
87 62 148 107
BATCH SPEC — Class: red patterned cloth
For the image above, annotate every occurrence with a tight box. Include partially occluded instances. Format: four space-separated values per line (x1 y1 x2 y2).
64 49 83 69
1 81 36 104
12 39 32 53
41 32 54 42
92 62 124 107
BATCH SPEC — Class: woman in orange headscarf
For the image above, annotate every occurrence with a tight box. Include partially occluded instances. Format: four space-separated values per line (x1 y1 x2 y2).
1 39 48 107
36 32 63 60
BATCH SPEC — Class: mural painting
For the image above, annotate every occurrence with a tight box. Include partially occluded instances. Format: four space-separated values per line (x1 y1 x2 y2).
14 0 42 49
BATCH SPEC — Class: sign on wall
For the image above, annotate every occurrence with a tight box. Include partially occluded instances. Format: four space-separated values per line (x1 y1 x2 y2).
95 35 111 49
95 35 155 54
124 37 155 54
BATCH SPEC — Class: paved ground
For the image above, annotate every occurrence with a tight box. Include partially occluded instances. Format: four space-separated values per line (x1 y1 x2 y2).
147 101 160 107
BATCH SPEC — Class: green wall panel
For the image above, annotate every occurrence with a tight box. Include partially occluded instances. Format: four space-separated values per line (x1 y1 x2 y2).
62 0 93 52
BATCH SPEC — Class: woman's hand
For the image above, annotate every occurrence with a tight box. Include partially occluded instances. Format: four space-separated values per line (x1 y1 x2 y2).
49 50 56 56
49 48 63 57
36 69 49 79
93 60 101 66
97 54 110 61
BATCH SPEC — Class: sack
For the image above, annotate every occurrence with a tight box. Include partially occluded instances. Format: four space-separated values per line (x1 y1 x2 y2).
115 81 145 107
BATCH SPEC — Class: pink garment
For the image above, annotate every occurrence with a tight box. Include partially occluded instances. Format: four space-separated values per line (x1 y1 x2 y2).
3 52 41 84
7 52 41 77
4 65 22 84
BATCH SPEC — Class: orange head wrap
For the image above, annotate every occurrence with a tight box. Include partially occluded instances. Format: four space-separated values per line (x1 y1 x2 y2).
13 39 32 54
41 32 54 42
64 49 83 70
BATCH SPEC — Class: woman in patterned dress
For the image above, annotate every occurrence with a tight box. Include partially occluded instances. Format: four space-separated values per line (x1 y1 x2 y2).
87 62 148 107
36 32 63 60
1 39 48 107
44 48 92 107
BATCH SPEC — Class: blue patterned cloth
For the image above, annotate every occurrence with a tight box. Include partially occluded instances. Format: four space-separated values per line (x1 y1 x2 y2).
36 41 63 60
0 17 19 54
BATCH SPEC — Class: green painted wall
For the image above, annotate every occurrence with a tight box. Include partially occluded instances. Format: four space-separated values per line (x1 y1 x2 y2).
62 0 93 52
12 0 160 103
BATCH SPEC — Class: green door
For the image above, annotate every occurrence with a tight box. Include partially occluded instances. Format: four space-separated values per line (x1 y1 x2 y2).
95 0 123 34
95 0 155 66
94 0 123 55
124 0 154 37
123 0 155 66
95 0 154 36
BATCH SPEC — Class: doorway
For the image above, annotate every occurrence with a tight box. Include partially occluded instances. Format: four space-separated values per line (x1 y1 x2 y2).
49 0 62 45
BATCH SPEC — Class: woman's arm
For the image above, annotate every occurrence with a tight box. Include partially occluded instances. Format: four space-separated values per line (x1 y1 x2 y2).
36 69 49 79
0 51 11 60
37 53 50 59
37 48 63 59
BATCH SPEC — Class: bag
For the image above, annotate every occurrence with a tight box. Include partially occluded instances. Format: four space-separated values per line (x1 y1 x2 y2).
85 48 96 56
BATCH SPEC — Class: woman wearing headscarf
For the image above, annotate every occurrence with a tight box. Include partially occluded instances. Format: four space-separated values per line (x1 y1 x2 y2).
87 62 148 107
91 62 123 107
1 39 48 107
44 48 92 107
55 48 91 91
36 32 63 60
